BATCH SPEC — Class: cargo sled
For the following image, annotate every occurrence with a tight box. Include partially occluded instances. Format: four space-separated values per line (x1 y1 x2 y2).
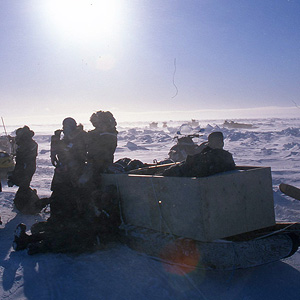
102 166 300 270
0 151 14 172
0 136 15 180
0 138 15 179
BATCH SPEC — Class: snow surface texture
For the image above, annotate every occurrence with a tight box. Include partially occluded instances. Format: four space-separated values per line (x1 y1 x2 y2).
1 118 300 300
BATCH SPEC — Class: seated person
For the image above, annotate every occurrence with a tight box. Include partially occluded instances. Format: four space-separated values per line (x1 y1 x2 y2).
163 131 235 177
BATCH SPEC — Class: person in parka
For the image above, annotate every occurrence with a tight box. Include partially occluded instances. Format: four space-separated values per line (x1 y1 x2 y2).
8 126 37 189
11 118 89 254
163 131 235 177
86 111 118 187
7 126 41 214
49 117 87 221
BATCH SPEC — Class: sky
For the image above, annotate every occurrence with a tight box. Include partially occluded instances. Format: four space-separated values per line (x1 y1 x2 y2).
1 0 300 125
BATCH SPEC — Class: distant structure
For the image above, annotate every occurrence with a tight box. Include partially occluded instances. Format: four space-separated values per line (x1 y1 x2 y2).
223 120 255 129
188 119 199 127
149 122 158 129
162 122 168 128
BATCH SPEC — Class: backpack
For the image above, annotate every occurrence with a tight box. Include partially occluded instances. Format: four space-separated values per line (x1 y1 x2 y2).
14 187 43 215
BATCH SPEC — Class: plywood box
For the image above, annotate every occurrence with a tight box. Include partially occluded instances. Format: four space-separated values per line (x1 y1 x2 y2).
102 167 275 242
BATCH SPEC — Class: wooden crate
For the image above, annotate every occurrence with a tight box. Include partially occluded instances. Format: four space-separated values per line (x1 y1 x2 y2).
102 167 275 241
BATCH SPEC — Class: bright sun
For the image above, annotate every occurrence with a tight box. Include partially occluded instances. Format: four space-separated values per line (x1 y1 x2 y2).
43 0 124 42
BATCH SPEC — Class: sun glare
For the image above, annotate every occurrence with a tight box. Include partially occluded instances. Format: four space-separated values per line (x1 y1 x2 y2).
43 0 124 42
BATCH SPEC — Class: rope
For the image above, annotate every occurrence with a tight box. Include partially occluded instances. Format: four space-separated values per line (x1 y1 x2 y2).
171 58 178 98
151 176 162 232
254 223 297 240
114 177 125 226
150 176 174 239
180 270 210 300
226 242 238 286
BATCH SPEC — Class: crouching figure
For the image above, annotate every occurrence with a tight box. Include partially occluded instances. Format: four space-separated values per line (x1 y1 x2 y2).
12 184 121 255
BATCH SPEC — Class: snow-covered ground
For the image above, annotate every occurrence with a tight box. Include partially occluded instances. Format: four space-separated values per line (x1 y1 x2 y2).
1 118 300 300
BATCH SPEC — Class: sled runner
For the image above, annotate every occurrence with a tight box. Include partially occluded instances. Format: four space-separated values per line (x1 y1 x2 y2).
118 222 300 271
279 183 300 201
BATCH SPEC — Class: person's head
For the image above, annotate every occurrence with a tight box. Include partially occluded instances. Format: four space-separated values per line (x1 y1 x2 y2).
90 110 117 130
15 126 34 144
62 117 77 136
208 131 224 149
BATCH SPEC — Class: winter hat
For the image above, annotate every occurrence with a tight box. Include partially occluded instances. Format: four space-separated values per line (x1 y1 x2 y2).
90 111 117 129
208 132 224 149
208 131 223 142
62 117 77 129
16 126 34 139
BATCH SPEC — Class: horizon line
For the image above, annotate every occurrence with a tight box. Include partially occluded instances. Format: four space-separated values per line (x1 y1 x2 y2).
2 105 300 127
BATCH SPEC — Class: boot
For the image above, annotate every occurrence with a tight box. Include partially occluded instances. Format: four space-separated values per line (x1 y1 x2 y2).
13 223 30 251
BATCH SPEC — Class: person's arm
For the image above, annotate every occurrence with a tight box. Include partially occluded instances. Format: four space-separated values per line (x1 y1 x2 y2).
50 130 62 166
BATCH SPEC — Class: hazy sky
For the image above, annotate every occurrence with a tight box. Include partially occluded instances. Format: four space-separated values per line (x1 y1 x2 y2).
1 0 300 125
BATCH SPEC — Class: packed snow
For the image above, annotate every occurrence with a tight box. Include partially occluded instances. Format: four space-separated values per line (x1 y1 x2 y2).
1 118 300 300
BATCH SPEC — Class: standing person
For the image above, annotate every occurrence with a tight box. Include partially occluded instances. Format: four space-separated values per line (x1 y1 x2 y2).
49 117 87 221
13 116 120 254
84 111 120 244
86 111 118 187
12 118 89 254
7 126 40 214
8 126 37 189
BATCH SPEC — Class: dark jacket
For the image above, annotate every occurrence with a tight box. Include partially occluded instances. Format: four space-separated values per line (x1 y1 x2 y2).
163 146 235 177
87 128 117 174
49 126 87 221
51 126 87 190
11 138 38 188
184 147 235 177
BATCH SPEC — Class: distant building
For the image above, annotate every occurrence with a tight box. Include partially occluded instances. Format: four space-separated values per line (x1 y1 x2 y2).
149 122 158 129
188 119 199 127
